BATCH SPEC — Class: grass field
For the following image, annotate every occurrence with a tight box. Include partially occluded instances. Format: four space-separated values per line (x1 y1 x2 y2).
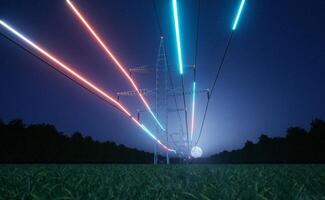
0 165 324 199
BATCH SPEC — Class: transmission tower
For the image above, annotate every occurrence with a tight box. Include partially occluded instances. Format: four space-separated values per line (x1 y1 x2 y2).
116 37 209 163
154 36 169 164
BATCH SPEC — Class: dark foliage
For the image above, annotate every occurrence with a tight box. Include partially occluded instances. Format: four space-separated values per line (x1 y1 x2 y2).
205 119 325 163
1 118 325 163
0 119 160 163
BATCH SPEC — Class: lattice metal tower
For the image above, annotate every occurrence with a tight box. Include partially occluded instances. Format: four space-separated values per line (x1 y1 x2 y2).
116 37 209 162
154 36 169 164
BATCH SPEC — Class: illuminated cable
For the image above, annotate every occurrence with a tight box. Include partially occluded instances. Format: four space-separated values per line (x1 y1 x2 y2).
172 0 190 154
172 0 183 75
66 0 165 131
232 0 245 30
153 0 185 151
196 0 246 145
0 20 175 153
190 0 201 144
0 20 129 116
135 120 176 153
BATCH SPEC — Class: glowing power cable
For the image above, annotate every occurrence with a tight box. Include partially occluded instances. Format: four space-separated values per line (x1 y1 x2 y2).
172 0 184 75
232 0 245 31
190 0 201 144
66 0 165 132
195 0 246 145
152 0 185 150
0 20 175 153
172 0 190 154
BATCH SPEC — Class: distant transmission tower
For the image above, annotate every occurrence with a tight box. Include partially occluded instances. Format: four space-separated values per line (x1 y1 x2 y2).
154 36 169 164
116 37 209 163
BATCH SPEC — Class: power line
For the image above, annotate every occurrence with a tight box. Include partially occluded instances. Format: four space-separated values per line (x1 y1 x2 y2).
0 28 175 153
194 0 201 71
190 0 201 144
0 31 127 116
180 76 190 154
153 0 163 37
66 0 166 131
171 0 190 156
195 31 234 146
153 0 185 138
195 0 246 146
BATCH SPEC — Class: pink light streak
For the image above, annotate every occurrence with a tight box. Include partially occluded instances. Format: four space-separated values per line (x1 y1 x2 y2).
66 0 165 131
0 20 175 153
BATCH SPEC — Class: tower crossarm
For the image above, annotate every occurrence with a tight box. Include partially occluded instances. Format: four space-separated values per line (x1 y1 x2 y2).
116 89 154 97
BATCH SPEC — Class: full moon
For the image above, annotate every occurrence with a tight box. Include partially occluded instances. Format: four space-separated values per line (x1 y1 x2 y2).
191 146 203 158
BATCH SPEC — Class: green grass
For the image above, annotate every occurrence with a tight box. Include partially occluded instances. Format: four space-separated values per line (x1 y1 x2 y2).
0 165 324 199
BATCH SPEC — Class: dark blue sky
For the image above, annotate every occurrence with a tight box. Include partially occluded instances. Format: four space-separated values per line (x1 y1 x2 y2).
0 0 324 156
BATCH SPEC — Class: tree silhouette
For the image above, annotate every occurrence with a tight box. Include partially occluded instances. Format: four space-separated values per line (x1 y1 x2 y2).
206 119 325 164
1 118 325 163
0 118 159 163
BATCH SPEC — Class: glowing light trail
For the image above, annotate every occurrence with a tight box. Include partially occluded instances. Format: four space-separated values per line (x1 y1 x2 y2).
172 0 184 75
195 0 247 146
232 0 246 30
0 20 129 116
66 0 165 132
133 118 176 153
172 0 190 154
190 81 196 141
0 20 175 153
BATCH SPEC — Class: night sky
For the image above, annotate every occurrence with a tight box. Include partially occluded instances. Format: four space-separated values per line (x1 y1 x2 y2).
0 0 324 156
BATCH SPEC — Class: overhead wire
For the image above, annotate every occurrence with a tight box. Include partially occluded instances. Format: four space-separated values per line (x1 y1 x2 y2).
0 20 175 153
195 0 246 145
195 32 234 145
172 0 190 156
190 0 201 144
153 0 185 149
66 0 166 132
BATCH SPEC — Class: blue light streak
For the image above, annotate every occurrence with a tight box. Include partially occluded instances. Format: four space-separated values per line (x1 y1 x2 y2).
232 0 246 30
0 19 174 153
140 124 158 141
140 124 176 153
172 0 184 75
148 108 165 131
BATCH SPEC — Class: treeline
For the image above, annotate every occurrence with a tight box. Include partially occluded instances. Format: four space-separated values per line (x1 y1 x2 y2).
1 118 325 163
206 119 325 163
0 119 161 163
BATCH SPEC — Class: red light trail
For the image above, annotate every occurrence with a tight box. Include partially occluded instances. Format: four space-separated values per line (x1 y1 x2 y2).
0 20 175 153
66 0 165 132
